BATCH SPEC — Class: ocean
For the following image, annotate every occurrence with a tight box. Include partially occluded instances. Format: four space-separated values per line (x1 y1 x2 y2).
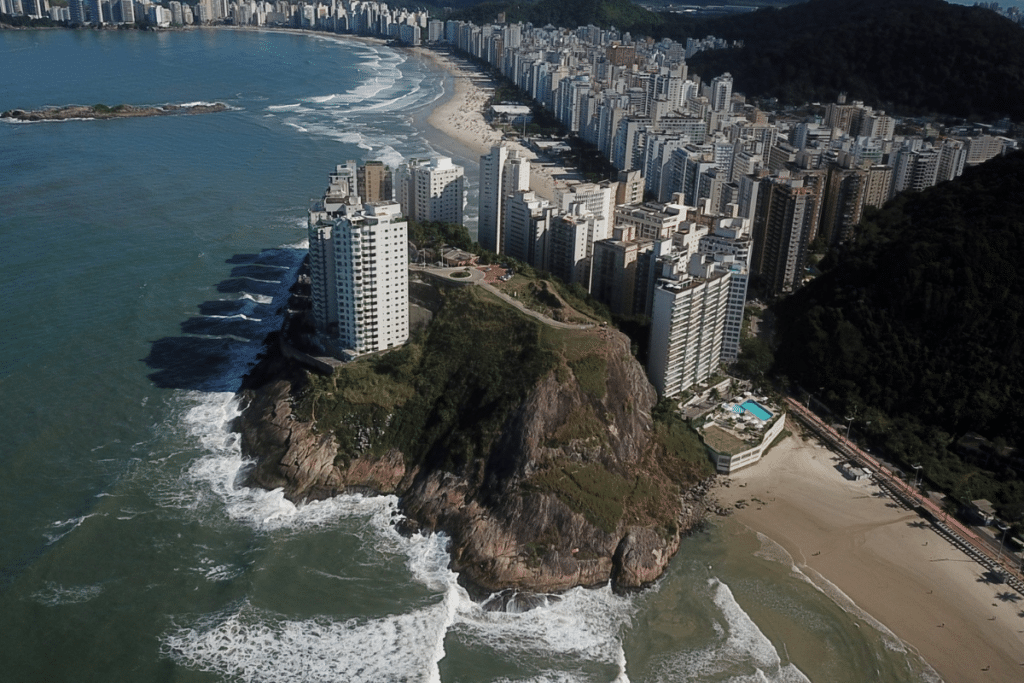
0 27 939 682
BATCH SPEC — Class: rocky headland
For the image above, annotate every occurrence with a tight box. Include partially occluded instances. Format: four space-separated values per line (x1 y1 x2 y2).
235 278 716 597
1 102 228 121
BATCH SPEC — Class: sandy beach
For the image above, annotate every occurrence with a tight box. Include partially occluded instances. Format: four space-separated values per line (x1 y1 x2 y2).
413 46 566 201
716 420 1024 681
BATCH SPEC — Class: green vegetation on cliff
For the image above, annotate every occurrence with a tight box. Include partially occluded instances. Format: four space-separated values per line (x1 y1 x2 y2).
294 283 711 532
297 286 558 471
773 150 1024 519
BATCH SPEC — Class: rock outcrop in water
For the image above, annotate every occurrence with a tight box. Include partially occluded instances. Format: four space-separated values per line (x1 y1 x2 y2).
236 281 714 596
1 102 228 121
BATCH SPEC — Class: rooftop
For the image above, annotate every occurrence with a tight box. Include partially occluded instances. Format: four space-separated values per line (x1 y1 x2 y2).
697 393 781 455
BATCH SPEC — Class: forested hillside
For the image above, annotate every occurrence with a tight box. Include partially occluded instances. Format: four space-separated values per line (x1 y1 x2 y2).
682 0 1024 120
772 150 1024 518
442 0 1024 121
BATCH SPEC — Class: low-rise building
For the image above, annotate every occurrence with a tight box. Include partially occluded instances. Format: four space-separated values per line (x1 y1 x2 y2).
698 395 785 474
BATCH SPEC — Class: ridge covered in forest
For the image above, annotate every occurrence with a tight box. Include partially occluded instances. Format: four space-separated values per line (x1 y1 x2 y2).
772 150 1024 519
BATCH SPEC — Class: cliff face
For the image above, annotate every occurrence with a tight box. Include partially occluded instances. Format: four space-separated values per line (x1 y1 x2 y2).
237 287 713 595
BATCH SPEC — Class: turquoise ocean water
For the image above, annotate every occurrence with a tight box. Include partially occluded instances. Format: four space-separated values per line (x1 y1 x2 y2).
0 28 940 682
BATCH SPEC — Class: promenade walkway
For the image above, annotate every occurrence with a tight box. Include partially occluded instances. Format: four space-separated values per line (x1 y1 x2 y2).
785 398 1024 597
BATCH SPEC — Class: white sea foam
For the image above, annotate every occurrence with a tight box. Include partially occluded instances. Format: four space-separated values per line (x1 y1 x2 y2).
201 314 263 322
648 578 811 683
234 275 281 284
266 103 301 111
31 581 105 606
162 598 454 683
453 583 634 667
238 292 273 304
44 513 101 545
373 145 406 170
278 237 309 250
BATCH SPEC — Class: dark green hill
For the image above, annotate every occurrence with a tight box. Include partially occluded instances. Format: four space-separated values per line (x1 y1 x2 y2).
447 0 665 33
772 150 1024 517
684 0 1024 120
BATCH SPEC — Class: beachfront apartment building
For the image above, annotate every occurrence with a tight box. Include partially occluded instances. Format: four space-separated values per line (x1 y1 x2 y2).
697 218 751 362
647 256 732 397
307 200 409 357
397 157 466 226
503 190 554 267
357 160 393 203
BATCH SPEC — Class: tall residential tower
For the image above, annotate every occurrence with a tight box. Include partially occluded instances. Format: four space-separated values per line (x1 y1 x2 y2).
478 145 530 253
307 167 409 357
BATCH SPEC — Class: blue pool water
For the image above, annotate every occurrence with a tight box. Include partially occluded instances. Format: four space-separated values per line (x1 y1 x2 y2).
739 400 773 421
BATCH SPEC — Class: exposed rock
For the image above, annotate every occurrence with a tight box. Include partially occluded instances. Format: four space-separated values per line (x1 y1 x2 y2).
612 528 679 591
236 304 713 598
1 102 228 121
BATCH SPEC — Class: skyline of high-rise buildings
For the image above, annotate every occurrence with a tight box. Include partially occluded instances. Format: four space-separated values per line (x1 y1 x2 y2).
28 0 1017 398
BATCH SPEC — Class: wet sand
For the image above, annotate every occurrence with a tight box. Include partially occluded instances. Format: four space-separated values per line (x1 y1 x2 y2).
716 421 1024 682
411 46 563 201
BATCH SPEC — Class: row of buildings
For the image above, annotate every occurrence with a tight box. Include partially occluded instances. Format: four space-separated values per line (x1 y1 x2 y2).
293 3 1019 402
7 0 435 40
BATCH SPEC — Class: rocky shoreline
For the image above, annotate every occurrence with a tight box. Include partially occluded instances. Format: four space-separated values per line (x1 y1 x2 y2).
233 277 719 599
1 102 228 121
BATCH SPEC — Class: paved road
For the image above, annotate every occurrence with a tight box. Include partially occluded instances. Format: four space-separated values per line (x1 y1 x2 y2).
411 264 594 331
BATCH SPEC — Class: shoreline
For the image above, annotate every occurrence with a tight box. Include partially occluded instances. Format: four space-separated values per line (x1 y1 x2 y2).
716 423 1024 682
410 45 571 202
215 28 571 202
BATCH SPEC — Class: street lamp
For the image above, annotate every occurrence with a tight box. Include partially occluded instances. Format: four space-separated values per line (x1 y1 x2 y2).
845 415 855 441
912 464 922 489
996 523 1010 563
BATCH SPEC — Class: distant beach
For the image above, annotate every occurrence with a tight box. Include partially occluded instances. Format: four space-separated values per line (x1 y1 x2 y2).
411 45 569 202
717 425 1024 682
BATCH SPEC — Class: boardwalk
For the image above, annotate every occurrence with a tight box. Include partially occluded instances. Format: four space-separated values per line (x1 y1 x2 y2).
785 398 1024 597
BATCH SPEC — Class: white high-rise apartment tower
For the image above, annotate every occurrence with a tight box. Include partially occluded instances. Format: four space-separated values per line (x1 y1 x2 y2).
710 72 733 113
398 157 465 226
647 259 732 397
478 145 530 253
307 168 409 357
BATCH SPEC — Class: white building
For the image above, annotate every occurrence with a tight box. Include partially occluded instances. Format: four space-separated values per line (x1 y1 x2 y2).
477 145 530 253
398 157 465 226
697 217 751 361
647 258 732 397
307 168 409 357
503 190 554 267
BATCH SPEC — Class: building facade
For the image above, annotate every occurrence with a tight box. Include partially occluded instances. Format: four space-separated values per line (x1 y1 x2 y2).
307 168 409 358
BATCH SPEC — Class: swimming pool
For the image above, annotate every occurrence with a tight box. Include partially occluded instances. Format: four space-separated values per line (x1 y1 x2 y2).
733 399 773 421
